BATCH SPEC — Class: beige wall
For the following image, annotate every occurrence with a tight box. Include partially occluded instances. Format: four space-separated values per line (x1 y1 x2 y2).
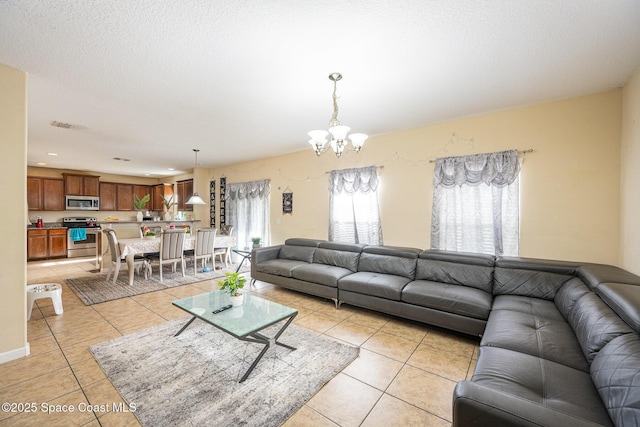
209 90 622 265
621 68 640 275
0 64 28 362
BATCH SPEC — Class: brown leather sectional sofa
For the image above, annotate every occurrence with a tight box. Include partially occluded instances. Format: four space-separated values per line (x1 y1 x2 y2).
251 238 640 426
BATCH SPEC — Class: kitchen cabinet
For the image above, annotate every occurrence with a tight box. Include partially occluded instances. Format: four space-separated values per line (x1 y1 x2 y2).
152 183 174 211
27 228 67 260
99 182 117 211
176 179 193 211
133 185 152 211
63 174 100 196
27 176 64 211
116 184 134 211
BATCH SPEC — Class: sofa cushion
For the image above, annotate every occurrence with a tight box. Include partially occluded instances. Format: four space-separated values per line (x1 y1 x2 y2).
493 267 574 300
482 296 589 371
472 346 613 426
357 246 420 279
491 294 566 321
416 258 493 292
313 247 361 272
554 277 592 321
254 259 308 277
590 333 640 426
596 282 640 333
569 292 634 364
291 263 353 288
279 245 315 263
339 271 412 301
402 280 492 320
577 263 640 290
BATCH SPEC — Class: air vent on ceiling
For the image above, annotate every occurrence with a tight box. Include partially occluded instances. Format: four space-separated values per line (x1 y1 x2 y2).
113 157 131 162
50 120 73 129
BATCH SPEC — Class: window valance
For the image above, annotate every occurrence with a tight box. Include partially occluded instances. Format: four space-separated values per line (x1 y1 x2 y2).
329 165 379 195
226 179 270 201
433 150 520 188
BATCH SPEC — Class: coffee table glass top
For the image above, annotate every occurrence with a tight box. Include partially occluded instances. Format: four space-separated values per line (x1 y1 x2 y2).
172 291 297 338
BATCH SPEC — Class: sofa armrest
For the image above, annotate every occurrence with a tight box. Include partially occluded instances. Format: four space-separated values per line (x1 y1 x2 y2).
453 381 608 427
251 246 282 274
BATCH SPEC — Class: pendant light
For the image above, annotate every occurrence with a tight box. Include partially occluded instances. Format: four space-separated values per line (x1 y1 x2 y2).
186 149 206 205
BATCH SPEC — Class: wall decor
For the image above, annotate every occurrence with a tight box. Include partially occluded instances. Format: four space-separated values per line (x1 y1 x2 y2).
282 188 293 214
219 176 226 225
210 179 216 228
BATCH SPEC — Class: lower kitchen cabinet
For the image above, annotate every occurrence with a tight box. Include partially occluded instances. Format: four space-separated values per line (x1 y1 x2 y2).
27 228 67 260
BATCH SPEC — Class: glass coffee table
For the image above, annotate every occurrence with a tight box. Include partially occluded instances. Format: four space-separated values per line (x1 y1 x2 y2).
172 291 298 383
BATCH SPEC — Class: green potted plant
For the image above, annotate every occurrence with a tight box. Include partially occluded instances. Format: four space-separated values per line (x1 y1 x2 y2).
162 196 175 220
251 236 262 248
133 194 151 221
218 272 246 306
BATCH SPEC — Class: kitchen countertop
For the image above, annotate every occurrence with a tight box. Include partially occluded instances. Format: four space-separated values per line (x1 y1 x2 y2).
98 219 201 225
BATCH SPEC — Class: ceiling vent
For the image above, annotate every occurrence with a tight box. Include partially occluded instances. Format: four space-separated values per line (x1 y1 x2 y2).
50 120 73 129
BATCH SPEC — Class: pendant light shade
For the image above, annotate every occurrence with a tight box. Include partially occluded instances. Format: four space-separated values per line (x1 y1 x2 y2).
186 149 206 205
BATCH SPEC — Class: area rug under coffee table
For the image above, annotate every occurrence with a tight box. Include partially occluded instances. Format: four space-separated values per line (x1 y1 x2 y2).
90 317 359 426
64 264 249 305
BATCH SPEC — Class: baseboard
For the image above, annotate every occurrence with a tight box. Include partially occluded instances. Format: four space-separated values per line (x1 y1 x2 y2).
0 343 30 364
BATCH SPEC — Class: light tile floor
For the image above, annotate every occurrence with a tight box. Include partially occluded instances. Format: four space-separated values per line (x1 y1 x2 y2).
1 257 479 426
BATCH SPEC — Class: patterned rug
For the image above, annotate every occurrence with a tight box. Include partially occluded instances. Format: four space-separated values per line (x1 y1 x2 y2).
90 317 359 427
65 264 249 305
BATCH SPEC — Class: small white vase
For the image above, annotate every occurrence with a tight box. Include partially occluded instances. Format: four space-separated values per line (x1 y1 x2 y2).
229 293 244 306
164 211 172 221
136 211 143 221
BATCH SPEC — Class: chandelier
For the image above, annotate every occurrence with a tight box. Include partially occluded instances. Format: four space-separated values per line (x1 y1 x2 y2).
308 73 368 158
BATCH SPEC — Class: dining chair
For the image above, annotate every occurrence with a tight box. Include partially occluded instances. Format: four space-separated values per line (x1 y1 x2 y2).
214 225 234 267
147 229 186 281
185 228 217 275
103 229 150 285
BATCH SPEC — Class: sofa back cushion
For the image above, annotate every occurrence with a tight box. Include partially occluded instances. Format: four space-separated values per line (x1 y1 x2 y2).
493 257 579 299
313 241 365 272
554 277 592 320
416 250 495 293
590 333 640 425
279 244 317 263
358 245 420 279
569 293 634 363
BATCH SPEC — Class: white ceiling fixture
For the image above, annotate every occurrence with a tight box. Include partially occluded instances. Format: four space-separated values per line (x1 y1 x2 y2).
186 149 206 205
308 73 368 158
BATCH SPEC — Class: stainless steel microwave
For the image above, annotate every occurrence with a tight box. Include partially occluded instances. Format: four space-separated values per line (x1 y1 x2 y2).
65 195 100 211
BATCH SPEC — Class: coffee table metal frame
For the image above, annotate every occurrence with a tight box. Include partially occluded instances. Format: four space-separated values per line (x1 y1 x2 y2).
172 291 298 383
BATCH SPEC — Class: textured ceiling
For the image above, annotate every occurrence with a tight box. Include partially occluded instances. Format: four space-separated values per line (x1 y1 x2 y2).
1 1 640 177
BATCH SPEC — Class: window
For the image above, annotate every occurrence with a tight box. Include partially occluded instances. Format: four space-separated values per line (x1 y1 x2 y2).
225 179 270 249
329 166 383 245
430 150 520 256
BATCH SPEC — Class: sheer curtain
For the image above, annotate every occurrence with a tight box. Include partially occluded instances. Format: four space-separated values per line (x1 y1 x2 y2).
329 166 383 245
430 150 520 256
226 179 270 249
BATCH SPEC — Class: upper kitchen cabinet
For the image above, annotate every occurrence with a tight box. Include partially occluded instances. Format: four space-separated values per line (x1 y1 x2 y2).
27 176 64 211
99 182 117 211
63 174 100 196
152 183 174 211
116 184 134 211
176 179 193 211
133 185 153 211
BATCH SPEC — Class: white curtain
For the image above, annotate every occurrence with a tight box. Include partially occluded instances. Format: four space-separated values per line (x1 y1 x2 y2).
430 150 520 256
226 179 270 249
329 166 383 245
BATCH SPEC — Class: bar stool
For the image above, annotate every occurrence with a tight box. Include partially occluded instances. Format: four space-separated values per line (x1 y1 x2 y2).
26 283 63 320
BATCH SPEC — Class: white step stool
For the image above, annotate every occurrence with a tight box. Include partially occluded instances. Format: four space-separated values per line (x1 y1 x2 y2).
27 283 63 320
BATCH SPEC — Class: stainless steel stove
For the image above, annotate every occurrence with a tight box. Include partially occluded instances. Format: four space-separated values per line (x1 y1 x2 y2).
63 217 101 258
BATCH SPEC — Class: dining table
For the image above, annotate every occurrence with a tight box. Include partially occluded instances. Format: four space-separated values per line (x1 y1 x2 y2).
117 234 237 286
